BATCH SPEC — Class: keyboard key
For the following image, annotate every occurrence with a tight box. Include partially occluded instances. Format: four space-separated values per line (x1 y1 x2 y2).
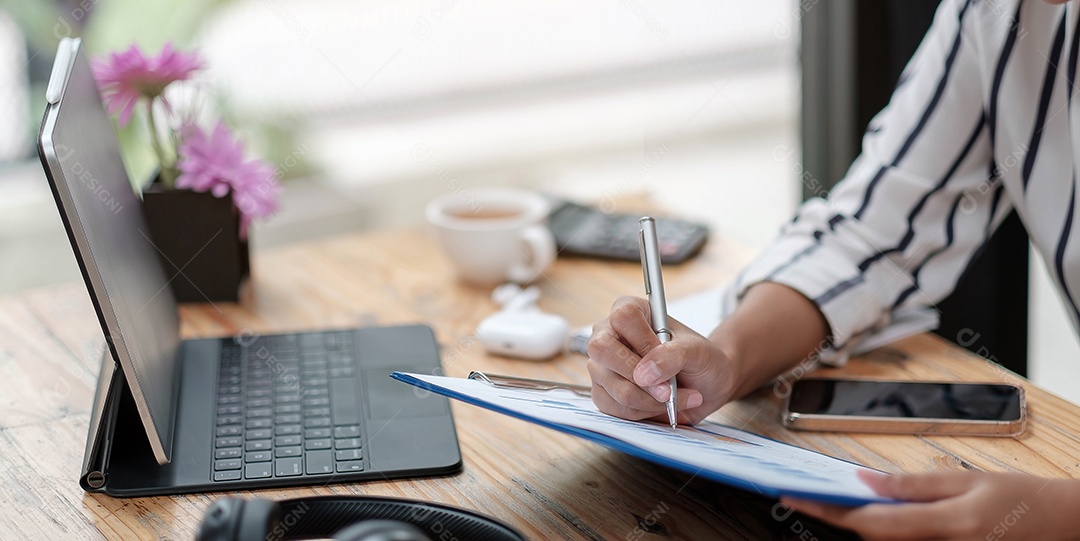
330 378 360 426
304 418 331 428
302 378 329 388
336 461 365 473
217 415 242 426
246 451 272 463
305 450 333 474
215 448 241 460
328 355 352 368
216 437 241 448
247 389 271 398
305 407 330 419
329 367 355 379
245 463 272 479
335 438 362 450
275 458 303 477
214 470 242 482
333 426 361 439
246 418 272 429
275 395 300 404
275 414 302 425
275 435 302 447
216 426 242 437
275 446 302 458
275 424 302 436
215 458 242 471
220 385 241 395
217 406 241 416
325 333 340 349
245 440 271 452
274 404 302 415
335 449 362 461
329 352 353 365
305 439 331 450
246 428 272 440
298 334 322 348
304 388 329 397
302 397 330 407
274 384 300 394
247 398 271 408
305 428 332 439
247 408 271 418
218 396 241 405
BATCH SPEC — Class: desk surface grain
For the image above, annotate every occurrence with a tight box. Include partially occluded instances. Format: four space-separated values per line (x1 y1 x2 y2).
1 227 1078 541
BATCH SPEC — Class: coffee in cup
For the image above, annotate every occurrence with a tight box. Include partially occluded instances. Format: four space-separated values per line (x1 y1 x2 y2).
425 188 557 286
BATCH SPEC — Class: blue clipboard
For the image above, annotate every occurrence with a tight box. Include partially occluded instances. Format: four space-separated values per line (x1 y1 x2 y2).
391 371 892 506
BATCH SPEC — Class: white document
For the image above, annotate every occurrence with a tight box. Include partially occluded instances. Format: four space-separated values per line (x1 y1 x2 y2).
393 372 891 505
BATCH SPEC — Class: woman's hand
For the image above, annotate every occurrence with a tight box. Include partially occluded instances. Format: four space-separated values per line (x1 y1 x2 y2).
586 296 739 424
782 470 1080 540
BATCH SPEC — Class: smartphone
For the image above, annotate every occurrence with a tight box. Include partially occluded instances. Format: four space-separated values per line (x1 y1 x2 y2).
782 378 1026 436
546 199 709 264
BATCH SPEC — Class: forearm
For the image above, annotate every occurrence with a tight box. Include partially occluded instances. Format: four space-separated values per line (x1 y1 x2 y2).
710 282 829 399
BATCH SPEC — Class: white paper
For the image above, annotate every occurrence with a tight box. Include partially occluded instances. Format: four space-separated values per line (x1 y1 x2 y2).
401 373 888 503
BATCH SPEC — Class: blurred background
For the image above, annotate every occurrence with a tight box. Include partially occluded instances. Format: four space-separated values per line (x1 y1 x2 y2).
0 0 1076 404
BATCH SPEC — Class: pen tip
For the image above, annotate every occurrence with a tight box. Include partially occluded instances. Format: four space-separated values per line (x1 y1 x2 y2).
671 423 677 432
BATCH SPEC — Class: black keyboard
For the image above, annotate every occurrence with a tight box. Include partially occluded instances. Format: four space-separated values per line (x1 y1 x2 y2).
211 331 365 481
547 201 709 264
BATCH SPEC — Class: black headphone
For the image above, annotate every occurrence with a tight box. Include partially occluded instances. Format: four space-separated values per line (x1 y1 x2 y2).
196 496 527 541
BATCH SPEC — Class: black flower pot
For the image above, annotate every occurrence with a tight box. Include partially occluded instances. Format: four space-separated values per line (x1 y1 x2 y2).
141 182 250 302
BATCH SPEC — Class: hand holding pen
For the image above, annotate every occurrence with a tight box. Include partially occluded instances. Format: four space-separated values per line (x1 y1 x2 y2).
585 218 739 426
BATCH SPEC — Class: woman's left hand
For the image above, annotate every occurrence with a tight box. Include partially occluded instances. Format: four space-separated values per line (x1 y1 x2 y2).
781 470 1080 541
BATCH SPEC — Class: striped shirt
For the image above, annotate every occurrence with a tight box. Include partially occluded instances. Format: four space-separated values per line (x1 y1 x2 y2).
721 0 1080 364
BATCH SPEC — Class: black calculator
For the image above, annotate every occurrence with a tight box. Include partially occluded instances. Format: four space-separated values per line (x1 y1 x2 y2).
547 200 710 264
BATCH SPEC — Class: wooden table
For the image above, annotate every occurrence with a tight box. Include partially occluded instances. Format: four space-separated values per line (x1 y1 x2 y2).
2 226 1079 540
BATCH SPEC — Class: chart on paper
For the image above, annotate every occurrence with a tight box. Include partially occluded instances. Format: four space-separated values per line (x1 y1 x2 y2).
392 372 890 505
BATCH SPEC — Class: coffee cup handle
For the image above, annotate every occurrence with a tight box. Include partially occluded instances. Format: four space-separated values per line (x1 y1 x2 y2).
507 225 557 283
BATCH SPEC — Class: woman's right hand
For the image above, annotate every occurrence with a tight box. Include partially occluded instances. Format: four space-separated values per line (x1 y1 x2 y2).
586 296 741 425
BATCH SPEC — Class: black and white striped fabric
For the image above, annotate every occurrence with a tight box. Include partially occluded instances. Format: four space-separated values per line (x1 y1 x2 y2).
722 0 1080 365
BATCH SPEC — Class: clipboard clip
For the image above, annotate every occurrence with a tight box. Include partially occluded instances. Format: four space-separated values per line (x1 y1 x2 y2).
468 371 592 397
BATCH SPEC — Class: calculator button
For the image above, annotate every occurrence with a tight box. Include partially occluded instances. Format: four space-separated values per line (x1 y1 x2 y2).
214 470 242 482
336 461 365 473
275 458 303 477
245 463 272 479
306 450 333 474
215 448 241 460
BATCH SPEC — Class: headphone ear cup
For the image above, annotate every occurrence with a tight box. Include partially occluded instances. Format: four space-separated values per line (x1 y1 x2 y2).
236 499 282 541
196 498 246 541
333 520 431 541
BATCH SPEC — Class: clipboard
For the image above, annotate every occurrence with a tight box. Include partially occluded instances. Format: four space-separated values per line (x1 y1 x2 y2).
393 371 892 506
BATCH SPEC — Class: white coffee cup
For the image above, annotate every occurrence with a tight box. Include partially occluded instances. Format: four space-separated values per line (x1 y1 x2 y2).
426 188 557 286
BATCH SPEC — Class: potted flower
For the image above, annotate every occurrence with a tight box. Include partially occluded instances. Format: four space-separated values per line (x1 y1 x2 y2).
93 43 280 302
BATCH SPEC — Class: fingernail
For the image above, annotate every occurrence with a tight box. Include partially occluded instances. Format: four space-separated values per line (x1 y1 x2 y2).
688 393 703 408
648 384 669 402
637 361 662 385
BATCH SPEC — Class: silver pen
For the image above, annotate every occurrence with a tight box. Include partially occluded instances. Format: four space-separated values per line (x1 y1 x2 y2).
638 217 677 431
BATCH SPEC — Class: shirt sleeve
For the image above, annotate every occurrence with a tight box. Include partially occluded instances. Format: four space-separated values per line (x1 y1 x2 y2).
721 0 1013 365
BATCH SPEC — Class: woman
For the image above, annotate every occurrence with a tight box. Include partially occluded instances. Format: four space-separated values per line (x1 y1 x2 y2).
587 0 1080 538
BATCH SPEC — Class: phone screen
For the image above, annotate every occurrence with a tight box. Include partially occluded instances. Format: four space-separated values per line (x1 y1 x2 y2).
787 379 1023 421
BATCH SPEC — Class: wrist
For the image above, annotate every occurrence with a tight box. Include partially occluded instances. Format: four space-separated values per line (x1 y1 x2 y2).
709 320 756 399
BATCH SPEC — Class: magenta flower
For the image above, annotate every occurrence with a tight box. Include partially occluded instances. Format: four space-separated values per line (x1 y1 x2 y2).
92 43 203 126
176 122 280 238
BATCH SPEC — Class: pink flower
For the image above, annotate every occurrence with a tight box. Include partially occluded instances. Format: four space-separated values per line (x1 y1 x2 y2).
92 43 202 126
176 122 280 238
